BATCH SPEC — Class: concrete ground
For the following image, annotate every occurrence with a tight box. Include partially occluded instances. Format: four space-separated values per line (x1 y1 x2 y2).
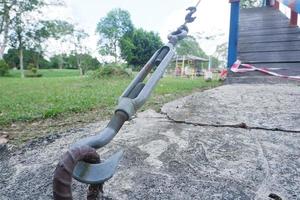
0 83 300 200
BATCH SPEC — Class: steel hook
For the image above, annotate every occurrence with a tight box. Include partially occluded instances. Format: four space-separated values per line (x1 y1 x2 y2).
185 7 197 24
184 0 202 24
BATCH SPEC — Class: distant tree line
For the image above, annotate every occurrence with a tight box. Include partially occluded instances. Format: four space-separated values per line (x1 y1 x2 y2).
0 2 223 77
3 48 99 71
0 0 100 77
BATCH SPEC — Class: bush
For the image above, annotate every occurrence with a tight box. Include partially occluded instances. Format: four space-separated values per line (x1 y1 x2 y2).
90 66 131 79
25 64 43 78
27 64 36 71
0 60 9 77
24 73 43 78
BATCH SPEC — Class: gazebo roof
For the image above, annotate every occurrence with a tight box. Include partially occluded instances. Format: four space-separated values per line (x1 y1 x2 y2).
174 55 208 62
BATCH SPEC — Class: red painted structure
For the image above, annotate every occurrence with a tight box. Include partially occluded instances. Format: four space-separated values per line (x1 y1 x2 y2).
274 1 280 9
290 10 298 26
273 0 300 26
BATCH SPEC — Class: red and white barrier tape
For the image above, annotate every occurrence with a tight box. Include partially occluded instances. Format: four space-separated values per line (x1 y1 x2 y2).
219 68 228 80
229 60 300 81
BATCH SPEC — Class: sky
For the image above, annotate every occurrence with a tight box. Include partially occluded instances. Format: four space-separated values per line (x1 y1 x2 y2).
46 0 231 58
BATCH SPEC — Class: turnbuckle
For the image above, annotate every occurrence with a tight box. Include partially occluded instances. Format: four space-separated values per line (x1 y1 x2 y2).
53 1 202 199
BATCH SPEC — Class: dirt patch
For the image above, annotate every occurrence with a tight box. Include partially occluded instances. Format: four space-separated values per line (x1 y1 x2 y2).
0 108 111 147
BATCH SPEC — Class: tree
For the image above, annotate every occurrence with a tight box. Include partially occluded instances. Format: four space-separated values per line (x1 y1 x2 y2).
1 0 73 77
28 20 74 69
50 54 72 69
3 48 19 68
9 13 28 78
0 0 15 59
70 29 90 75
0 0 67 59
213 42 228 67
0 0 44 61
0 0 25 60
8 0 46 77
49 53 100 72
175 36 207 58
49 55 61 69
4 48 50 69
76 53 100 74
240 0 261 8
210 56 220 68
0 59 9 76
96 8 134 63
47 21 75 70
120 28 163 69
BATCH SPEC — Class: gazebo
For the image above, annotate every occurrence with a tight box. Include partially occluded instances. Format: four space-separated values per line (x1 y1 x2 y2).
173 55 208 77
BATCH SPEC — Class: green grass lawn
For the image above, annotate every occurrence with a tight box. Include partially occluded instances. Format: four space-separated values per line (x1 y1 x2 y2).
8 69 80 78
0 73 221 127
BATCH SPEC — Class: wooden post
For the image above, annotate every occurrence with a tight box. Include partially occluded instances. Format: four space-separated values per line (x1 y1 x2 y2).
290 10 298 27
227 0 240 68
274 0 280 9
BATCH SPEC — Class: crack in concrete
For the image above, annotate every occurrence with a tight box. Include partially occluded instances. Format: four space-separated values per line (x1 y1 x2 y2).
162 112 300 134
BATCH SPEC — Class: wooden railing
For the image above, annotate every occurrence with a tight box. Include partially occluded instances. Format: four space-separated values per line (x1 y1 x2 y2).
227 0 300 68
270 0 300 26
